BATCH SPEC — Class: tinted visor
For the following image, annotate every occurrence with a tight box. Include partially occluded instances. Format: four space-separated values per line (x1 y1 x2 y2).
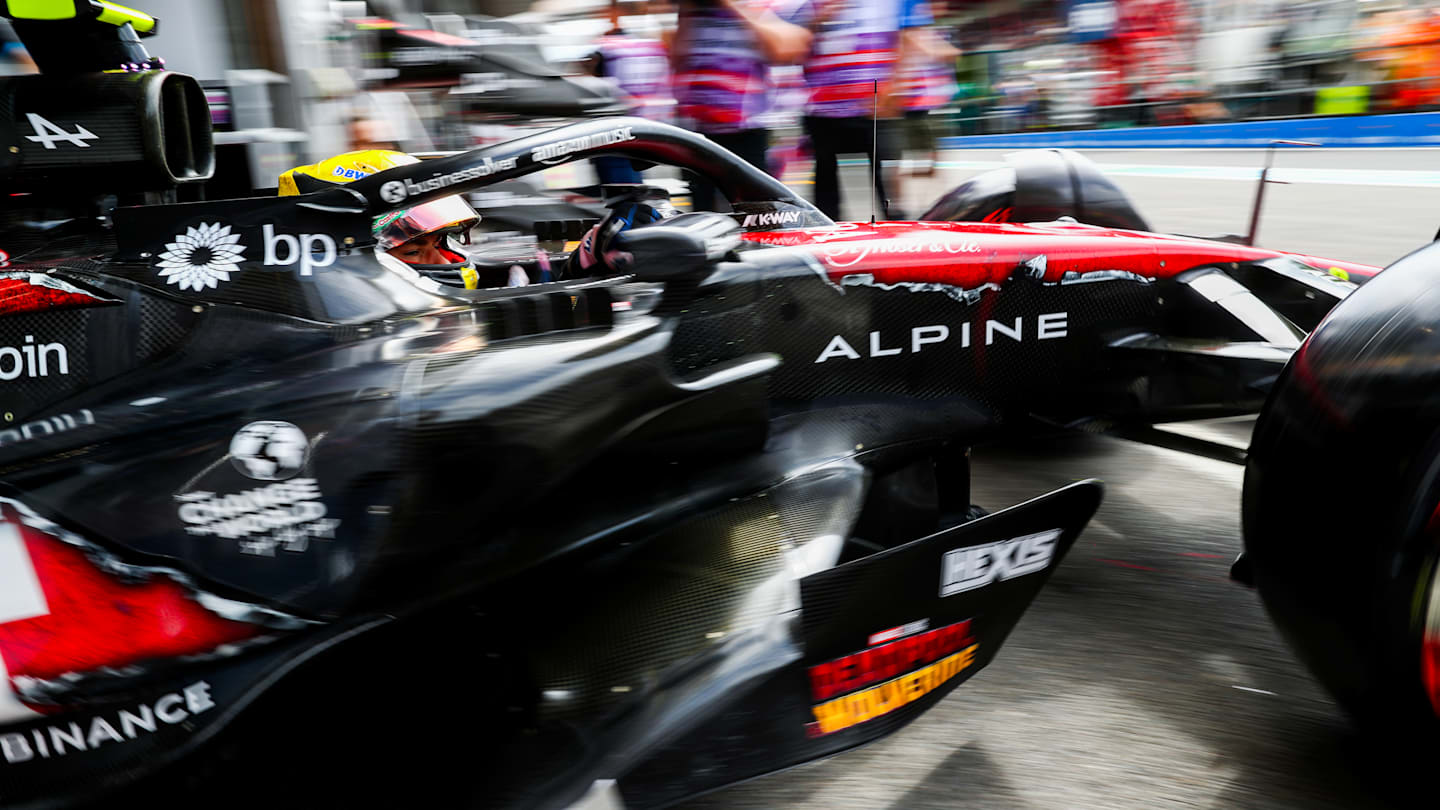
375 195 481 251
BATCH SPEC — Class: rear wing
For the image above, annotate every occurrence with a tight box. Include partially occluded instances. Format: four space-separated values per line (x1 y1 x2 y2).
2 0 159 74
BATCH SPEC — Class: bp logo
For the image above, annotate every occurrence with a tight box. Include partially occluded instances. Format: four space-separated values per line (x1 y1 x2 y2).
156 222 246 291
380 181 407 204
229 420 309 481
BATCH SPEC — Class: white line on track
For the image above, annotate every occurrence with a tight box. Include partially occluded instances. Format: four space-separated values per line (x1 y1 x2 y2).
1231 685 1278 696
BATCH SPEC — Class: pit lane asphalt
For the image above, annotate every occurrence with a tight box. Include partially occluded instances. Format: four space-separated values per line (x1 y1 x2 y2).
681 156 1440 809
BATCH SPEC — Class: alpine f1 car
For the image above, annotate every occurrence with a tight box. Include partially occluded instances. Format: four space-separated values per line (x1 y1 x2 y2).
0 6 1435 810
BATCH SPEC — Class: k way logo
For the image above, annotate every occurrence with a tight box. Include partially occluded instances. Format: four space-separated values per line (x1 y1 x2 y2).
742 210 803 228
939 529 1062 597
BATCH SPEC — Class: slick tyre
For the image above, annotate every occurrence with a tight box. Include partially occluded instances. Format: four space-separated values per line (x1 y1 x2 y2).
1243 242 1440 746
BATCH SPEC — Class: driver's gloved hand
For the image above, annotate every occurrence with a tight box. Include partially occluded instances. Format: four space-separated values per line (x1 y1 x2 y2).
605 212 742 274
563 211 741 279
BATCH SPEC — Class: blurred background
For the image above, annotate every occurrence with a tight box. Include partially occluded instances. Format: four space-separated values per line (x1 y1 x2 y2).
2 0 1432 263
7 1 1438 195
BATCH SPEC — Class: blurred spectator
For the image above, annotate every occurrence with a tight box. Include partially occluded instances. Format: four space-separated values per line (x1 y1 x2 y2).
784 0 929 219
1367 9 1440 111
347 115 400 152
586 0 674 184
669 0 811 212
899 10 959 177
1024 85 1051 129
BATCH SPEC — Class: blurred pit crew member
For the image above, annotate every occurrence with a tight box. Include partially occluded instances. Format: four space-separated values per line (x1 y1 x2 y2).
898 5 959 177
668 0 811 211
279 150 535 289
781 0 929 220
586 0 674 184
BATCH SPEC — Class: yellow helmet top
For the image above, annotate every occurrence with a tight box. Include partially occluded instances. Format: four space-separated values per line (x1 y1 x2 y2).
278 149 419 196
279 150 481 255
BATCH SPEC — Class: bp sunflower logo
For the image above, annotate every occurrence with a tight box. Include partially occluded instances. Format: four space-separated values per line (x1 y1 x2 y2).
156 223 246 291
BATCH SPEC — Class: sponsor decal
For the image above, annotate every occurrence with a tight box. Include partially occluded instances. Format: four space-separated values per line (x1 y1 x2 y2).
741 210 803 228
171 417 332 556
818 237 982 269
176 478 338 556
374 212 405 233
939 529 1062 597
228 421 308 481
24 113 98 150
867 618 930 648
379 181 407 204
156 223 246 291
0 336 69 381
332 165 370 180
262 224 336 277
531 126 635 165
813 313 1069 363
379 156 519 204
0 409 93 448
176 422 331 555
807 620 977 736
810 619 969 703
0 681 214 764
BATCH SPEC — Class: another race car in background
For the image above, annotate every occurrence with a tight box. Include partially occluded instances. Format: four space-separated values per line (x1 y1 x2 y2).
3 5 1440 810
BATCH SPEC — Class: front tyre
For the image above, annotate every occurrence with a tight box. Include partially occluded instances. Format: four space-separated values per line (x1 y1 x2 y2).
1243 241 1440 742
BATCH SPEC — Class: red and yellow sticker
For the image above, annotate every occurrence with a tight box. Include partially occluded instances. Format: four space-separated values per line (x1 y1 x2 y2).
809 643 978 736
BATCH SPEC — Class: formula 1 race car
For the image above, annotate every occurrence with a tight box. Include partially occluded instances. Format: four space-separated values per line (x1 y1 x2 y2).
1 7 1434 810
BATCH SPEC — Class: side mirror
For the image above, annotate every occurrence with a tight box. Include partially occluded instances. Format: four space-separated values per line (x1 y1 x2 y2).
610 212 742 282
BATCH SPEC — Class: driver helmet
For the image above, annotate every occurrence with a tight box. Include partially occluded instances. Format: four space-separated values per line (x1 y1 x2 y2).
572 186 680 274
279 150 487 288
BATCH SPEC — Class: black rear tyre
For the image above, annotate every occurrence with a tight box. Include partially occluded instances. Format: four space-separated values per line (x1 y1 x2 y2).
1243 241 1440 744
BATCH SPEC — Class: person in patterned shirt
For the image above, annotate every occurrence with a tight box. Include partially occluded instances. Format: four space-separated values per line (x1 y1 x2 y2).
899 4 959 177
586 0 675 183
781 0 928 220
669 0 811 211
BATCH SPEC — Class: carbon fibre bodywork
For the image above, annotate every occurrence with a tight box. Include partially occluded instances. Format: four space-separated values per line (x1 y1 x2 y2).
0 114 1387 808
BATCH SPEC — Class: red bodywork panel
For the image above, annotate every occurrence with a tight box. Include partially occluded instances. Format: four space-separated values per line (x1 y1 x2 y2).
0 273 116 316
743 220 1380 287
0 503 262 715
